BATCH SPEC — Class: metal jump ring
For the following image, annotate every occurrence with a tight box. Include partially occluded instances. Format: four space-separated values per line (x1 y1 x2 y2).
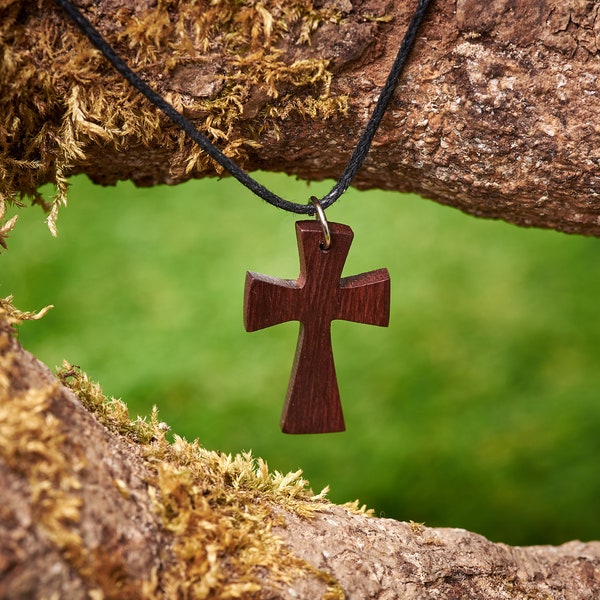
310 196 331 250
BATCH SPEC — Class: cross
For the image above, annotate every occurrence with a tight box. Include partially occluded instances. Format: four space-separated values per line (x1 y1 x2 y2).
244 221 390 434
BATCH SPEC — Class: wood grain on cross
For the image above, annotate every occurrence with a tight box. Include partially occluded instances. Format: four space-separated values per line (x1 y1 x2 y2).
244 221 390 434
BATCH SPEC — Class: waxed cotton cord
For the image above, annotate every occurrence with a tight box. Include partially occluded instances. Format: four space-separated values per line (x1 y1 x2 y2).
53 0 432 215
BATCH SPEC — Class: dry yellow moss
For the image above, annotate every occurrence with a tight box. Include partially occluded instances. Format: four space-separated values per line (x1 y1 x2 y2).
1 296 348 597
0 316 91 591
0 294 53 331
0 0 348 238
59 361 346 598
0 297 149 597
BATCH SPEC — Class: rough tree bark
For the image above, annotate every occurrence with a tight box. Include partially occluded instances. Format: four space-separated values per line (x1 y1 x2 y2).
1 301 600 599
2 0 600 235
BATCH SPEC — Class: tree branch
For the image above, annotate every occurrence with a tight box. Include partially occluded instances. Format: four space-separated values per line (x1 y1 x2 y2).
2 0 600 235
1 302 599 598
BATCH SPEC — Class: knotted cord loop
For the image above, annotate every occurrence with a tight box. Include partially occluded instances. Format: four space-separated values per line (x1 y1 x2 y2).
53 0 432 215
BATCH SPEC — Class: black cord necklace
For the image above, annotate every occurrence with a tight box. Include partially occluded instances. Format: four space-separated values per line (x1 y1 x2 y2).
54 0 432 434
54 0 432 215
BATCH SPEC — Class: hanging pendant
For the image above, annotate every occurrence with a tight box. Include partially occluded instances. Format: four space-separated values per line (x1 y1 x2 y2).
244 203 391 434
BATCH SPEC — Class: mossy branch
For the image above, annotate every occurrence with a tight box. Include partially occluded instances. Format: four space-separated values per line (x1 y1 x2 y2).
1 298 599 598
2 0 600 238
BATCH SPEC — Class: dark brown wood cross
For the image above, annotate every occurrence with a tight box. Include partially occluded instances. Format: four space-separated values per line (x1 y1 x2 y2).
244 221 390 434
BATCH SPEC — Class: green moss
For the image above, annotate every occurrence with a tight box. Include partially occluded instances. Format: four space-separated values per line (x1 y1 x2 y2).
58 362 161 444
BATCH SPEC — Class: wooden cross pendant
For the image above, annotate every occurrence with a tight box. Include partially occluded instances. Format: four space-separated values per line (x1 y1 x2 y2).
244 221 390 434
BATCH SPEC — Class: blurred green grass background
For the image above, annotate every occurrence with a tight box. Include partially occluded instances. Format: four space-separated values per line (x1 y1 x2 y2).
2 173 599 546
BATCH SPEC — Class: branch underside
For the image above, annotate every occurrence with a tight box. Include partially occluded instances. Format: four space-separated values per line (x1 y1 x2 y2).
2 0 600 237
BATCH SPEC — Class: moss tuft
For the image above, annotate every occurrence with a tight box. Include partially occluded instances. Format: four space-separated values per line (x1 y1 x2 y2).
58 361 164 444
0 295 53 333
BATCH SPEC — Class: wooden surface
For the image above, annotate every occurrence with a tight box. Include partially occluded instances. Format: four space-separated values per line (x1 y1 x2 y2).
244 221 390 434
